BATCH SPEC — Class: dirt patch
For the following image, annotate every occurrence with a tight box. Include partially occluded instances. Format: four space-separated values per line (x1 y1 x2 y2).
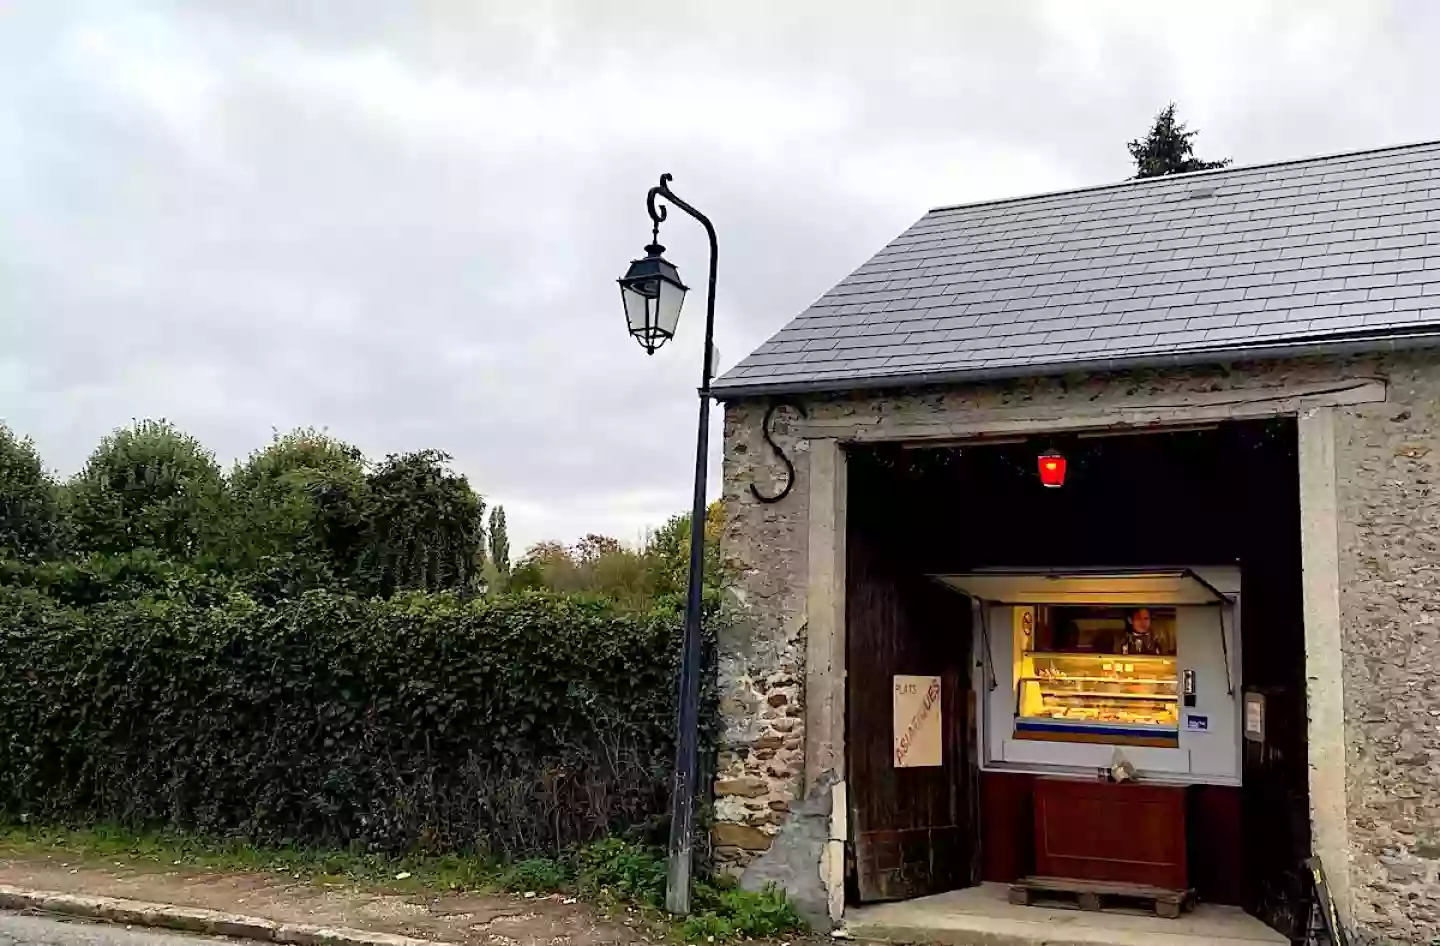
0 853 663 946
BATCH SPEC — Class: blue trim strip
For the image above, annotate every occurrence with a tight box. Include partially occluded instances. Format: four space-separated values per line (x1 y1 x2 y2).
1015 719 1177 741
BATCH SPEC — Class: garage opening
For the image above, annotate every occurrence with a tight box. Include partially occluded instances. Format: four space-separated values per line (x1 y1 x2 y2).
843 418 1310 940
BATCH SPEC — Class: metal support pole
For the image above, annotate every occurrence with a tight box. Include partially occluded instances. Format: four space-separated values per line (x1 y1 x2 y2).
647 173 718 917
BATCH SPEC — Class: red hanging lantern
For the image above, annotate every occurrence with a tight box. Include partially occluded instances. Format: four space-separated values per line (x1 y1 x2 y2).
1037 451 1067 488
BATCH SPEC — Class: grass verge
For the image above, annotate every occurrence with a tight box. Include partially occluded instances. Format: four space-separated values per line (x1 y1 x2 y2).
0 824 805 943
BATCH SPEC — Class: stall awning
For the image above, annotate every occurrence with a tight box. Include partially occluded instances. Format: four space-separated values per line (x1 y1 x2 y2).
933 568 1231 606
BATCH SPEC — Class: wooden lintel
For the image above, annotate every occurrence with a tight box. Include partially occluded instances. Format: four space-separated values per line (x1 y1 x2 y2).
794 378 1386 443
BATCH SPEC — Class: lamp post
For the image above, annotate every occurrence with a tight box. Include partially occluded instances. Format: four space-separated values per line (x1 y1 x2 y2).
617 173 716 916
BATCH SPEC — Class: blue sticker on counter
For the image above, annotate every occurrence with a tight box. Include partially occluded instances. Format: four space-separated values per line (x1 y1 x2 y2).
1186 714 1210 732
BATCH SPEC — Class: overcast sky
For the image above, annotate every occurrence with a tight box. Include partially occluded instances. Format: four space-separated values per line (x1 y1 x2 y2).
4 1 1440 551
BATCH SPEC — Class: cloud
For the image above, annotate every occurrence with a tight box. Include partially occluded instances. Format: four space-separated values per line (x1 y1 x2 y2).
3 0 1438 551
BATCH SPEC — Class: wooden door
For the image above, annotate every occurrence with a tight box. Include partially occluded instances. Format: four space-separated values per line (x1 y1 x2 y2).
846 533 974 901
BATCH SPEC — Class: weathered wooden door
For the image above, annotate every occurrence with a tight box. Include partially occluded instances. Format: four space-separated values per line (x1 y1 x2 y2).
846 533 975 901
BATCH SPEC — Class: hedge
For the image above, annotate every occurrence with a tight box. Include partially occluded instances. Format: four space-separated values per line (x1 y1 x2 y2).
0 587 710 859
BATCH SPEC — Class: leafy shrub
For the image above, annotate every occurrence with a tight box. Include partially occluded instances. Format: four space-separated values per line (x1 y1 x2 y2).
0 423 66 561
225 429 371 602
65 420 226 560
497 839 805 942
0 550 238 607
501 856 571 893
0 588 715 860
357 450 484 598
575 837 667 905
687 878 805 941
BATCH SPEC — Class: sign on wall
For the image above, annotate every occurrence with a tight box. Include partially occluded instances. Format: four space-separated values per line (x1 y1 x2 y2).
893 675 943 767
1244 691 1266 743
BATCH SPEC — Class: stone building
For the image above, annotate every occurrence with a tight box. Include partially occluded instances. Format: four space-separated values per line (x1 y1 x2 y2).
709 140 1440 945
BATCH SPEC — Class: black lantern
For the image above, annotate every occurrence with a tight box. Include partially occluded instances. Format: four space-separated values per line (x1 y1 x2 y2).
618 242 689 354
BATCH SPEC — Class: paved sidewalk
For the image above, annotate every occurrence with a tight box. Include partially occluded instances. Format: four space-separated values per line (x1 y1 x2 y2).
0 853 660 946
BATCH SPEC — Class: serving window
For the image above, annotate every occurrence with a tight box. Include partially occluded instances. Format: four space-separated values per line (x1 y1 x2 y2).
1013 606 1180 748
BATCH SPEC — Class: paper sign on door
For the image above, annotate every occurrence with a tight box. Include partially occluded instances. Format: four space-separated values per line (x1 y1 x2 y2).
893 675 942 767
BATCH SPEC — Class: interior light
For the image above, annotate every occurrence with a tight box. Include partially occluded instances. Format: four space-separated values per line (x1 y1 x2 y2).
1038 451 1067 488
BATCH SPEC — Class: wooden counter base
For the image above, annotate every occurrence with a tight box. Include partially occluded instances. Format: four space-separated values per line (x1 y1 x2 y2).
1033 777 1188 891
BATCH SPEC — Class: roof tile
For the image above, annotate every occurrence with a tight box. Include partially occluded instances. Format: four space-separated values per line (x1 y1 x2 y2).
716 140 1440 393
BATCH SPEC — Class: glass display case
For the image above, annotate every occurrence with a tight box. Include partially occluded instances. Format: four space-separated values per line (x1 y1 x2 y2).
1015 651 1180 747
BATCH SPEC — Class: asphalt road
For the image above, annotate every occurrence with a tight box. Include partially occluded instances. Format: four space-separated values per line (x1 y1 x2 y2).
0 913 256 946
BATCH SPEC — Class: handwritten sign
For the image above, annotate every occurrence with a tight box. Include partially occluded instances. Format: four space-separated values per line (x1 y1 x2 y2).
893 675 942 768
1244 692 1266 743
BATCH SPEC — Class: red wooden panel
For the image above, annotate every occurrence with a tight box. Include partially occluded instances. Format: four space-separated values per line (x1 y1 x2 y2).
1033 778 1188 891
980 772 1034 883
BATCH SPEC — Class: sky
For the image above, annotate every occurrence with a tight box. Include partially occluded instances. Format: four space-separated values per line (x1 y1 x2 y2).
4 1 1440 553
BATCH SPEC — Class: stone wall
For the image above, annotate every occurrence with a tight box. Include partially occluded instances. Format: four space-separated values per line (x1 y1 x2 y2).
1334 359 1440 944
713 401 811 869
714 351 1440 941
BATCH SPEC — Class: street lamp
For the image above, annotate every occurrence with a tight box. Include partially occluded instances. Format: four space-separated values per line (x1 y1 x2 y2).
617 172 717 916
619 242 689 355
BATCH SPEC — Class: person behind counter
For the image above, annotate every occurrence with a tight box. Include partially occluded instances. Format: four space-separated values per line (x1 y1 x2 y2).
1108 607 1174 656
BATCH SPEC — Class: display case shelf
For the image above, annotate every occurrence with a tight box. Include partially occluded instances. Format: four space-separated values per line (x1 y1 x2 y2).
1026 651 1176 663
1015 650 1180 748
1021 688 1179 702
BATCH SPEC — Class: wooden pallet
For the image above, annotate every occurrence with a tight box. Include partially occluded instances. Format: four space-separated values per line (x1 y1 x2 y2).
1008 875 1195 919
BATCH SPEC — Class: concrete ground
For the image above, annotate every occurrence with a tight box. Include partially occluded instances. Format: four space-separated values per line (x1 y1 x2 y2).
0 912 246 946
843 883 1288 946
0 854 661 946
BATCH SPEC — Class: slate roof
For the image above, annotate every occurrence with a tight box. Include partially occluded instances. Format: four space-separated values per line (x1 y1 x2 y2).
715 140 1440 397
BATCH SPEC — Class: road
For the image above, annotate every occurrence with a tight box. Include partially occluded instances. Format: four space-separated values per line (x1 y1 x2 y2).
0 913 256 946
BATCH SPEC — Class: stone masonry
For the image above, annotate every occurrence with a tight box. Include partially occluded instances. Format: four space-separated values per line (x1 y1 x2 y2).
715 351 1440 943
1334 357 1440 944
712 413 809 868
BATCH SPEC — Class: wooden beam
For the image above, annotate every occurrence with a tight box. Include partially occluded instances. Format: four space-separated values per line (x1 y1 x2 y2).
794 379 1387 443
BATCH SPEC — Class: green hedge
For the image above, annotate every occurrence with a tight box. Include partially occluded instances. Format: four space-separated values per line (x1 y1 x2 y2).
0 587 708 858
0 552 239 608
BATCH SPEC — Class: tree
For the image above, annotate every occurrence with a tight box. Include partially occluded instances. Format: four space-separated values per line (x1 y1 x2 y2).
574 533 624 564
484 505 511 592
359 450 485 597
0 422 65 561
1127 104 1231 179
642 501 725 601
228 428 369 597
66 419 226 560
509 536 655 608
508 540 571 594
506 503 727 611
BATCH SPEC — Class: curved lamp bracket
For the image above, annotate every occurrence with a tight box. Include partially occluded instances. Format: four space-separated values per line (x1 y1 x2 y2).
750 399 807 504
646 173 673 243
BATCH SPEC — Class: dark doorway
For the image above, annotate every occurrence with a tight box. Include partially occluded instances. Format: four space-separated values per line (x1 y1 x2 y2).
845 528 974 901
843 419 1310 939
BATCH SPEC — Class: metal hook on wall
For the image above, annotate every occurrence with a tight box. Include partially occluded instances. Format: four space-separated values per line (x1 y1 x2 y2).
750 399 807 504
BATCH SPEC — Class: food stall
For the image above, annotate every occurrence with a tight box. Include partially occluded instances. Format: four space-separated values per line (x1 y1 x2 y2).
935 568 1242 904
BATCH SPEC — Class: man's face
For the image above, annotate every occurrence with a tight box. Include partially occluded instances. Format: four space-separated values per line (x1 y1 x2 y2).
1132 609 1152 634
